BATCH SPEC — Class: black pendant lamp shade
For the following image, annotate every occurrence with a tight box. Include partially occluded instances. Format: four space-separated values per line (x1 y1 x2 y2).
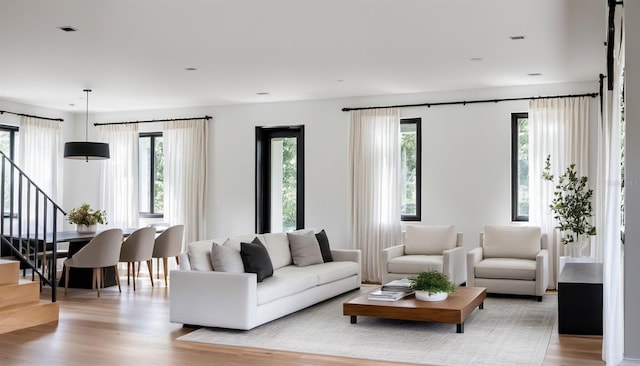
63 89 110 161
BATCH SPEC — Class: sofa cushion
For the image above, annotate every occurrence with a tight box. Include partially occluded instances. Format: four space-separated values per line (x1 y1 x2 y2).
298 261 360 285
404 224 457 255
474 258 537 280
256 267 318 305
240 237 274 282
262 232 293 270
287 231 324 267
387 255 443 274
187 240 214 271
315 229 334 263
211 242 244 273
483 225 541 259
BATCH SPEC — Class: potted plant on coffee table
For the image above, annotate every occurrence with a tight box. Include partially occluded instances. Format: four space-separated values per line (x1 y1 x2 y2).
409 270 457 302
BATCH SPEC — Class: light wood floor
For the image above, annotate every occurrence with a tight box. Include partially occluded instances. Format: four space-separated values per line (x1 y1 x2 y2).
0 274 604 366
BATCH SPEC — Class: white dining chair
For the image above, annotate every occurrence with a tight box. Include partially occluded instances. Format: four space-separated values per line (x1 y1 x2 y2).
119 226 156 291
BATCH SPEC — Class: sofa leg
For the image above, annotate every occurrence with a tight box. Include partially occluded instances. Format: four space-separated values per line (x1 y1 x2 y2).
537 296 543 302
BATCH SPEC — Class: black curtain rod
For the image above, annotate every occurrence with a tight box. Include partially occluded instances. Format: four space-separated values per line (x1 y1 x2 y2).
341 92 598 112
94 115 211 126
0 110 63 122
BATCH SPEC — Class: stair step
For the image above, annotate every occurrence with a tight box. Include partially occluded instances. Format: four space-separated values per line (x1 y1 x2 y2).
0 260 19 285
0 301 59 334
0 280 40 308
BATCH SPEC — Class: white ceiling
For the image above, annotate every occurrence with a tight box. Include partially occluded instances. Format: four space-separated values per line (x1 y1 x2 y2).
0 0 606 112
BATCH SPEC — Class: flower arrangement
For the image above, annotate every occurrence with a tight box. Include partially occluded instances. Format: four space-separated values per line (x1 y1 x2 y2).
542 155 596 244
67 203 107 226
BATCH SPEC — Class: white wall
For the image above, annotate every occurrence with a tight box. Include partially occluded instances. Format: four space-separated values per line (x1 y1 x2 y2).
55 81 598 251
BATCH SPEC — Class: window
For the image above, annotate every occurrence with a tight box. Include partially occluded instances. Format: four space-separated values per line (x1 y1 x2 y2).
0 125 18 217
139 133 163 217
401 118 421 221
255 126 305 233
511 113 529 221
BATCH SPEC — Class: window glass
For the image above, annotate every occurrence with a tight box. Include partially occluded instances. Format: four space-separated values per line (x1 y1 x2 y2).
139 133 163 217
512 113 529 221
401 118 421 221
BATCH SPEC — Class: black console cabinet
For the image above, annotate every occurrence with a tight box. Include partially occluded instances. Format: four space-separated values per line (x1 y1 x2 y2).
558 262 603 335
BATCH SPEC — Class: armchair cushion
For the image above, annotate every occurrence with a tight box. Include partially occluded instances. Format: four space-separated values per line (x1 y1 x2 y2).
482 225 541 259
404 224 456 255
474 258 537 281
387 255 443 274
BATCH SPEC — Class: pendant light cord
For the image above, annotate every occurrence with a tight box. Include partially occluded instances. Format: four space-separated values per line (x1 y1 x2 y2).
84 89 91 142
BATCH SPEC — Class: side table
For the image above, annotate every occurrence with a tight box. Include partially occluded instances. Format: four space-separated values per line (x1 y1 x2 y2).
558 262 603 335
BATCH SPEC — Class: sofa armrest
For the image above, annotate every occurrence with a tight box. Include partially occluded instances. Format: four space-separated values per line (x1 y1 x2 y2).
535 248 550 296
331 249 361 285
443 246 466 285
169 270 258 330
466 247 483 287
380 245 405 284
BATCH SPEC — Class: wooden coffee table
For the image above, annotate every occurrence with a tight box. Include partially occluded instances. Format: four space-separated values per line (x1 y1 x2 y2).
343 286 486 333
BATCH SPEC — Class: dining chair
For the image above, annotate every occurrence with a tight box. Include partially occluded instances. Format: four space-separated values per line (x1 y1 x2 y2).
64 228 124 297
151 224 184 286
119 226 156 291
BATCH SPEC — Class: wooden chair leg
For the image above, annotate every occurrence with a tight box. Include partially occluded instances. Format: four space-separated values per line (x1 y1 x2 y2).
163 257 168 286
64 264 70 296
92 268 97 290
114 265 121 293
127 262 131 285
156 258 160 279
146 260 154 287
132 262 136 291
175 256 179 265
95 268 101 298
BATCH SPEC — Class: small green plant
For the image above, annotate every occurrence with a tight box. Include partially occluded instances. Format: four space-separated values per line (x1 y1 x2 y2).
67 203 107 226
409 270 456 295
542 155 596 244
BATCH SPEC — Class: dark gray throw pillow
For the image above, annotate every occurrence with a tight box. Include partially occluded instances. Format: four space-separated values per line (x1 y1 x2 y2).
315 229 334 263
240 237 273 282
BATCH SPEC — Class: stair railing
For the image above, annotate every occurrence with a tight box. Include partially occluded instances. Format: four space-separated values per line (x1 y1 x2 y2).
0 151 66 302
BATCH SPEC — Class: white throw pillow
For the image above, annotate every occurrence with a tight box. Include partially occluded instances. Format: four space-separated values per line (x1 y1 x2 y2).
210 241 245 273
482 225 541 259
287 231 324 267
404 225 457 255
187 240 214 271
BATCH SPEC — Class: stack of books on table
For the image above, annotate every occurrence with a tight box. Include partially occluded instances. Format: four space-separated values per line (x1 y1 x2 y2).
367 289 413 301
368 279 414 301
381 278 413 292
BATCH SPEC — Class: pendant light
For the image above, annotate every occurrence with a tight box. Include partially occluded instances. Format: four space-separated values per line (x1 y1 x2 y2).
63 89 110 161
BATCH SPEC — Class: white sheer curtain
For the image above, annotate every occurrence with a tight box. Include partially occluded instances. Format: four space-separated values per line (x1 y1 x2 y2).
97 124 139 229
597 26 625 365
528 96 591 287
163 119 207 247
349 108 402 283
18 117 62 229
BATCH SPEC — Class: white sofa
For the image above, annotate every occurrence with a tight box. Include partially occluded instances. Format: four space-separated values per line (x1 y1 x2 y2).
466 225 549 301
169 230 361 330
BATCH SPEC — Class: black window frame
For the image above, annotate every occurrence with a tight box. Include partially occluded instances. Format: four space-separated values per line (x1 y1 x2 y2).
0 124 18 219
255 125 305 234
139 132 164 218
400 118 422 222
511 112 529 222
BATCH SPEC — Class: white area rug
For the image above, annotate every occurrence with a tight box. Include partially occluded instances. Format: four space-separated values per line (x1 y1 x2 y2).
177 289 557 366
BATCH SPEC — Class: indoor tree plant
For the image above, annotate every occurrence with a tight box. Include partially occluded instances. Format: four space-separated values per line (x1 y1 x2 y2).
542 155 596 256
67 203 107 233
409 270 457 302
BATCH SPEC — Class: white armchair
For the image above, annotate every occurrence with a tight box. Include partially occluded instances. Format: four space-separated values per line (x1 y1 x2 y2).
381 224 466 285
467 225 549 301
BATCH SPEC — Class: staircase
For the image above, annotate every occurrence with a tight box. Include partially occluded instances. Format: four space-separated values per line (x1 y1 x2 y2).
0 259 59 334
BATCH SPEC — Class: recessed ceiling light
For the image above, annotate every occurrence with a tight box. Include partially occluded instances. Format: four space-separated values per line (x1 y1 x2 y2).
256 92 270 95
527 73 542 76
58 26 78 32
510 35 525 40
470 57 483 61
69 103 75 107
337 79 344 82
184 67 197 71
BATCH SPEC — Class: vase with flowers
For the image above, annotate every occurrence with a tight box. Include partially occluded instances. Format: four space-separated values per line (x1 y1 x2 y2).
67 203 107 233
